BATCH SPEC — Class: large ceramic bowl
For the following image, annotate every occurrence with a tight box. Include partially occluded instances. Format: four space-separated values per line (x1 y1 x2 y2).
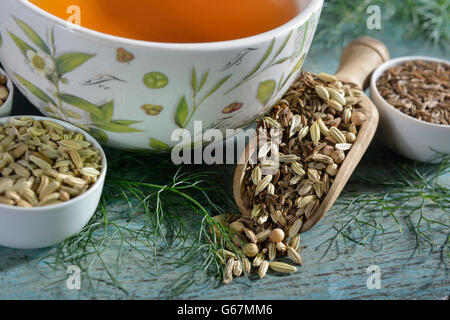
0 0 323 150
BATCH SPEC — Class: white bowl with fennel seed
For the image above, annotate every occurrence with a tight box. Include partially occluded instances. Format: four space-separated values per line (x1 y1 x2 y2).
0 67 14 117
370 56 450 163
0 116 107 249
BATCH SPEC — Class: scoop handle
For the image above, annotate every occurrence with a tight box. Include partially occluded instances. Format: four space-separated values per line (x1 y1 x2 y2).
335 37 390 90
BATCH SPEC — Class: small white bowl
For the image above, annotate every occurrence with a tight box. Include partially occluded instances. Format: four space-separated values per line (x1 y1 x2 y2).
0 67 14 117
370 56 450 163
0 116 107 249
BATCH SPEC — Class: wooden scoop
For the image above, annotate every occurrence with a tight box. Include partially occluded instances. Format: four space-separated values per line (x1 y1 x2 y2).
233 37 390 233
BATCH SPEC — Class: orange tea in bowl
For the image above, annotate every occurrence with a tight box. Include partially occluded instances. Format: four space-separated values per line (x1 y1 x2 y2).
29 0 302 43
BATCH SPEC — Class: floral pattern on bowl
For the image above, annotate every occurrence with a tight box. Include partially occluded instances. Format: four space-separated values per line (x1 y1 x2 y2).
0 0 323 150
6 17 143 144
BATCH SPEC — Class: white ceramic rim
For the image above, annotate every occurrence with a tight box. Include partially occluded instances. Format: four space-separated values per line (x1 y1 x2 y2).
0 67 14 108
0 115 107 212
371 55 450 130
20 0 323 50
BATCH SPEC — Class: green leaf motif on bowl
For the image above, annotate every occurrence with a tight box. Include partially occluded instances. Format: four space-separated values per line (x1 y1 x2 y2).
55 52 96 76
8 31 35 57
243 38 275 82
95 122 144 133
13 17 50 54
280 53 306 90
175 95 189 128
111 120 142 126
59 95 143 133
199 74 232 104
149 138 169 150
59 94 105 120
224 31 294 95
257 80 276 105
98 100 114 122
197 70 210 93
174 67 232 129
14 73 56 105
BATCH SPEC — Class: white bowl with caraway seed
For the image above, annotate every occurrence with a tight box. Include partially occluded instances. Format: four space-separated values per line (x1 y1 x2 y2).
0 116 107 249
370 56 450 163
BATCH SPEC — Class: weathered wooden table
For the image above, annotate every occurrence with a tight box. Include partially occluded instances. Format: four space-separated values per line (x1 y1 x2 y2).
0 32 448 300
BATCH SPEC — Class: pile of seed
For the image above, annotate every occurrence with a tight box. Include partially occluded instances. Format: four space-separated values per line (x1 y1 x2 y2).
217 71 366 283
0 74 9 107
0 117 102 207
377 60 449 125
